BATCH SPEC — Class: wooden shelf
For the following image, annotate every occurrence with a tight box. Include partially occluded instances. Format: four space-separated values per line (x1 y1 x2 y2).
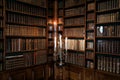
86 48 94 51
6 22 46 27
64 14 85 18
87 10 94 13
96 8 120 14
86 19 94 22
86 39 94 41
96 21 120 25
6 9 46 18
95 69 120 77
86 29 94 32
67 49 85 53
96 36 120 39
96 52 120 56
67 36 84 39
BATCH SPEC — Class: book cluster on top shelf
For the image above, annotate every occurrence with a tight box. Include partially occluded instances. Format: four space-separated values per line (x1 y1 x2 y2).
97 0 120 11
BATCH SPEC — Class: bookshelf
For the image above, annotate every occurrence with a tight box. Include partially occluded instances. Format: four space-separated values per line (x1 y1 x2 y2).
0 0 48 71
96 0 120 75
62 0 120 80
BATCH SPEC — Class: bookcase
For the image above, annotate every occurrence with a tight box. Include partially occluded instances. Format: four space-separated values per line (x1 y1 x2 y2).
60 0 120 80
96 0 120 75
0 1 48 78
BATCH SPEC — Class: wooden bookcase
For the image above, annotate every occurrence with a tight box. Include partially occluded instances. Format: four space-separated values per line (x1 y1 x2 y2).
60 0 120 80
0 0 48 80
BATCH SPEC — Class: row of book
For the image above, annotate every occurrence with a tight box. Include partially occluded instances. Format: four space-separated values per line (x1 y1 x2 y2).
87 13 94 20
17 0 46 7
97 40 120 54
6 38 46 52
65 7 85 16
97 0 120 11
6 0 46 16
6 24 46 37
7 13 46 26
64 28 85 37
0 30 2 38
97 55 120 74
0 20 3 28
87 22 94 30
97 12 120 23
65 17 85 26
87 2 95 11
97 25 120 37
65 0 85 8
87 32 94 39
65 52 85 67
86 41 94 49
67 39 85 51
86 60 94 69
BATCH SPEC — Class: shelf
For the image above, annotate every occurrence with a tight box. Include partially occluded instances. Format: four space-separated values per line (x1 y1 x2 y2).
96 21 120 25
6 36 46 39
96 52 120 56
65 3 85 9
86 0 94 3
64 24 84 28
6 9 46 18
87 10 94 13
86 19 94 22
95 69 120 77
64 14 85 18
96 36 120 39
86 39 94 41
6 49 47 54
85 58 94 61
96 8 120 14
6 22 46 27
67 36 84 39
86 29 94 32
86 48 94 51
67 49 85 53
